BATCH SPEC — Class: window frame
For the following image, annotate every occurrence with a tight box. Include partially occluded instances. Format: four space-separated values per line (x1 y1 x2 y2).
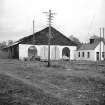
78 52 80 57
102 52 105 58
87 52 90 58
82 52 85 57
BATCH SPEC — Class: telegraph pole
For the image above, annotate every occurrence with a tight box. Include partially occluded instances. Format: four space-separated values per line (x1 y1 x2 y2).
48 10 51 67
43 10 56 67
100 28 102 61
33 20 35 34
33 19 35 44
103 28 105 60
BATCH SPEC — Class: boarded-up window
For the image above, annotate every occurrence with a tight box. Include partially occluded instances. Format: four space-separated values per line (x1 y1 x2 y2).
40 46 48 59
51 46 60 60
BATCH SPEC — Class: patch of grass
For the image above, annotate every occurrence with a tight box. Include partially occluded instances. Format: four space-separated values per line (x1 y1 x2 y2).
0 73 72 105
45 74 105 105
0 59 105 105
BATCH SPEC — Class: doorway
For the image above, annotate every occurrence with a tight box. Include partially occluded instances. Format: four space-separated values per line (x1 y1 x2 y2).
28 46 37 58
96 52 99 61
62 47 70 59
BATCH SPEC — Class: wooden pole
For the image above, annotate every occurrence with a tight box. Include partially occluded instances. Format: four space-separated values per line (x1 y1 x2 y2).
100 28 101 61
33 20 35 44
48 10 51 67
33 20 34 34
103 28 105 60
43 10 56 67
55 46 57 60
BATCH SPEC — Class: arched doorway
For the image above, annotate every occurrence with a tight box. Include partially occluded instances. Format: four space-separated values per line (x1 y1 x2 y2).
28 46 37 58
62 47 70 59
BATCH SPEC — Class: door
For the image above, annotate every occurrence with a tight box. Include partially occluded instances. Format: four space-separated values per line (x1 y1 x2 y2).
96 52 99 61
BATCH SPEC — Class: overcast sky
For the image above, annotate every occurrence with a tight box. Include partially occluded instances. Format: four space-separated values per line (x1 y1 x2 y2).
0 0 105 42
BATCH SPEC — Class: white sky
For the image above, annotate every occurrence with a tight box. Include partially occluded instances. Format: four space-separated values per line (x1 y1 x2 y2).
0 0 105 42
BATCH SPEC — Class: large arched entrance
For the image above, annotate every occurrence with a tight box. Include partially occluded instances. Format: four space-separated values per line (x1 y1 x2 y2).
28 46 37 58
62 47 70 59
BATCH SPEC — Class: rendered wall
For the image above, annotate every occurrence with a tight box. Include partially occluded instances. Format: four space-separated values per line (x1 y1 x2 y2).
95 41 105 61
75 50 95 61
19 44 76 60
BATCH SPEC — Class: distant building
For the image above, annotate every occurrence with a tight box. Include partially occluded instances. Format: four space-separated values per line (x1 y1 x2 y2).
4 27 77 60
75 35 105 61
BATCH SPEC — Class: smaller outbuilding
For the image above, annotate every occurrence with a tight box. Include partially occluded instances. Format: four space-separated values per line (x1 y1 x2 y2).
75 35 105 61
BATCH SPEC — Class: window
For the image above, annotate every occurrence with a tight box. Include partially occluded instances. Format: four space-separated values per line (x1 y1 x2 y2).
78 52 80 57
102 52 105 58
87 52 90 58
82 52 85 57
96 52 99 54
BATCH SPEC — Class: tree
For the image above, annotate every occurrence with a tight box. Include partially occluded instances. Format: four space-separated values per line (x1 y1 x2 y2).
69 35 81 49
0 41 7 49
69 35 81 45
8 40 13 46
